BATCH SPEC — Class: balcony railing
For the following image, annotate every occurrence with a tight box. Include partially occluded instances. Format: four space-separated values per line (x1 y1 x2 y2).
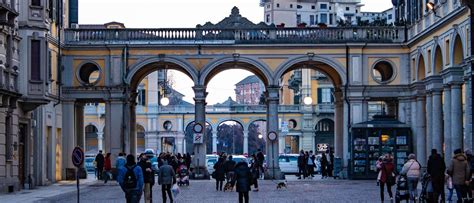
65 27 405 45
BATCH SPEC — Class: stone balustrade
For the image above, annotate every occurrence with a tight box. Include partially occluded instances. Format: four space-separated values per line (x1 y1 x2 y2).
64 26 406 45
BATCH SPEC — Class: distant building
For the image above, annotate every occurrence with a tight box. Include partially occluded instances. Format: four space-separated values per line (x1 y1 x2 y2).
235 75 265 105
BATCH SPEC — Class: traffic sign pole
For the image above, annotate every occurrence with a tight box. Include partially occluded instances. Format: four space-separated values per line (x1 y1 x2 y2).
72 146 84 203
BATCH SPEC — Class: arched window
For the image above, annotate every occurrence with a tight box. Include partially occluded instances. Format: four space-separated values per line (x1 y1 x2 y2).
316 119 334 132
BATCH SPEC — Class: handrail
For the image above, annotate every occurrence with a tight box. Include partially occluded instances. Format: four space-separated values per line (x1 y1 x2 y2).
65 26 405 45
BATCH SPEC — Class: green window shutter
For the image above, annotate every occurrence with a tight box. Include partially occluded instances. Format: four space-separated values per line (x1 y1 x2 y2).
69 0 79 26
317 88 322 104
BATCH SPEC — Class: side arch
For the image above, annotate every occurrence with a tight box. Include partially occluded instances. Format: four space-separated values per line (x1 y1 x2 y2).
126 56 199 91
273 55 346 87
432 44 444 75
199 56 274 86
451 33 465 65
416 52 427 81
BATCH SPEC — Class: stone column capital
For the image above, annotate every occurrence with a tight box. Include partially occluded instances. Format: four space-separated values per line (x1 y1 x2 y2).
416 95 426 101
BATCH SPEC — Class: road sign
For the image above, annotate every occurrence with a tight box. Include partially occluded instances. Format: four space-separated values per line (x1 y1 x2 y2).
193 133 203 144
72 146 84 167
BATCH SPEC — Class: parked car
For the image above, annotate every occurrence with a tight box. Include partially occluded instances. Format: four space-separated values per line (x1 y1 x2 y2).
85 157 95 173
206 154 218 174
278 154 299 175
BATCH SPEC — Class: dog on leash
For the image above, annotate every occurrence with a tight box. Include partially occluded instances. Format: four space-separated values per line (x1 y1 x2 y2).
223 182 234 192
276 181 287 189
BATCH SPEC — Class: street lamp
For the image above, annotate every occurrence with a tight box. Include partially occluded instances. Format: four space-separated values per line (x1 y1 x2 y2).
426 2 441 18
258 133 263 139
303 96 313 105
160 97 170 106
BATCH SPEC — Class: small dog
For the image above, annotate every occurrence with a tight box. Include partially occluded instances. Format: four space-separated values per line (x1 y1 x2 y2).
276 181 287 189
223 182 234 192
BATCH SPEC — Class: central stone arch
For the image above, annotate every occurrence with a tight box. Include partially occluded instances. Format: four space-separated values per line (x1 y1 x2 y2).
199 55 274 86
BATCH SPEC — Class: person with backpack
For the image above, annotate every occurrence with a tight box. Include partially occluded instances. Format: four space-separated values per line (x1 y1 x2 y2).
117 154 144 203
159 159 176 203
427 149 446 202
401 153 421 202
116 152 127 169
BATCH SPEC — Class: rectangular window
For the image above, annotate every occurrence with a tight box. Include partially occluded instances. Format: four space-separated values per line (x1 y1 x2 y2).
290 4 293 8
266 14 270 23
311 5 315 9
276 3 280 8
346 7 350 11
32 0 41 6
329 14 333 24
31 40 41 81
320 14 328 24
297 5 302 9
310 15 315 25
322 88 332 103
388 14 392 20
320 4 327 9
296 14 301 24
137 88 146 106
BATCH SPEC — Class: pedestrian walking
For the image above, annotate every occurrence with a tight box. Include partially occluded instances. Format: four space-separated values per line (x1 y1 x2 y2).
401 153 421 201
232 160 253 203
224 155 237 183
256 149 265 179
213 157 226 191
379 155 395 202
321 153 328 179
116 152 127 169
297 150 307 179
103 153 112 183
447 173 454 202
138 153 155 203
159 159 176 203
427 149 446 202
117 154 144 203
250 154 259 192
376 156 383 186
328 150 335 178
95 150 105 180
465 149 474 199
307 151 316 178
447 149 471 203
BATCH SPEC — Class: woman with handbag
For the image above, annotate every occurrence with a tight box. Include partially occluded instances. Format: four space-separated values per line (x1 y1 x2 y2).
379 155 395 202
401 153 421 201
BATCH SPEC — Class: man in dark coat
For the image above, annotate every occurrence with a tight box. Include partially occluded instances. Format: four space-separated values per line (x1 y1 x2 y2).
95 150 105 180
427 149 446 202
138 153 155 203
256 149 265 177
320 153 328 178
297 150 307 179
213 157 226 191
224 155 237 182
232 160 252 203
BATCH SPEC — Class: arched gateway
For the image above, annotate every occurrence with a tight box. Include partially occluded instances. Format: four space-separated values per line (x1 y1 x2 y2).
60 7 464 180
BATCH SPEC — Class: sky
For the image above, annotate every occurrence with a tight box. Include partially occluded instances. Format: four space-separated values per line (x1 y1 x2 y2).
79 0 394 104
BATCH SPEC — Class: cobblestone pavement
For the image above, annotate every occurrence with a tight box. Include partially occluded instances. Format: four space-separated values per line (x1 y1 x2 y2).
2 175 458 203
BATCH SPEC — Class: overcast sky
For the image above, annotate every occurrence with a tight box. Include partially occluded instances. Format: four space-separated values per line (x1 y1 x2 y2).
78 0 394 104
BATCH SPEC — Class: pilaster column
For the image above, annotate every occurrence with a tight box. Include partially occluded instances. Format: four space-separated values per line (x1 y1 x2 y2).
265 85 282 179
416 96 427 165
464 78 472 150
431 90 443 153
334 90 344 159
105 99 125 164
192 85 208 177
212 130 218 154
451 83 463 151
243 130 249 155
129 103 137 155
443 85 452 162
425 92 432 156
61 100 76 179
75 103 85 149
97 132 104 151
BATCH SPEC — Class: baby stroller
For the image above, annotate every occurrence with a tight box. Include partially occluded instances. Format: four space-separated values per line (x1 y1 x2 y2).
395 175 410 203
418 173 432 202
177 165 190 186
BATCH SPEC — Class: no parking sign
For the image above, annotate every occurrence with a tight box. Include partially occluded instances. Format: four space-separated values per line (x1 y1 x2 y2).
72 146 84 167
